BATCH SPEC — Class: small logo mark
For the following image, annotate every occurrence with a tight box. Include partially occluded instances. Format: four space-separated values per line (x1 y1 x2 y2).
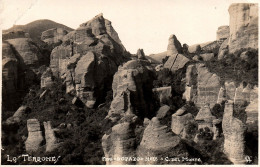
245 156 252 163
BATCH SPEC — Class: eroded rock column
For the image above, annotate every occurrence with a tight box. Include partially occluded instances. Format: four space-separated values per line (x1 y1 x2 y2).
25 119 44 153
222 100 247 164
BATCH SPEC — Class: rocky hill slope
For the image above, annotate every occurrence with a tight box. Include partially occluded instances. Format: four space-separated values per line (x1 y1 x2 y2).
3 19 73 44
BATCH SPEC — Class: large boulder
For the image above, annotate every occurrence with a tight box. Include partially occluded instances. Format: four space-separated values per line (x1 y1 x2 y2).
171 107 194 136
137 117 189 165
228 3 258 53
102 121 137 165
25 119 44 153
156 105 171 119
163 54 190 72
6 106 31 124
41 28 68 45
222 101 247 164
107 60 155 121
216 26 230 40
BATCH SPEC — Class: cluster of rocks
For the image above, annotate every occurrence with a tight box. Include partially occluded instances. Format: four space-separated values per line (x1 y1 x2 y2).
25 119 61 153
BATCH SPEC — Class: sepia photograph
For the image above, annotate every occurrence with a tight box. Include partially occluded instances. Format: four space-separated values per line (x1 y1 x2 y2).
1 0 258 165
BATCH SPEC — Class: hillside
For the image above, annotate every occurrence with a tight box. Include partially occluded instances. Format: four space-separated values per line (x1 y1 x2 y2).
3 19 74 42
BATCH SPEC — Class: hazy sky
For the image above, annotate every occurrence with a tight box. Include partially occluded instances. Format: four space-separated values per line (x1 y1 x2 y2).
0 0 258 54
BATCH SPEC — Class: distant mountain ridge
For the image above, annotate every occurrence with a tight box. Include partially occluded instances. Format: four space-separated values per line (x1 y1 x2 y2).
3 19 74 42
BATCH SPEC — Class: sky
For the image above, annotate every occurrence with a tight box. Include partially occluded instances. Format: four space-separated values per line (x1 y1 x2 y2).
0 0 258 54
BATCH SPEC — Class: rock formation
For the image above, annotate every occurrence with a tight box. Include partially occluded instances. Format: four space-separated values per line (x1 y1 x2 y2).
25 119 44 153
41 28 68 44
102 121 137 165
50 14 128 108
171 106 193 135
183 63 221 108
41 67 54 88
2 42 19 110
166 34 182 56
6 106 30 125
137 117 188 165
216 26 230 40
228 3 258 53
164 54 190 72
222 100 247 164
136 48 146 60
156 105 171 119
107 60 154 121
44 121 60 152
195 104 216 130
163 35 189 72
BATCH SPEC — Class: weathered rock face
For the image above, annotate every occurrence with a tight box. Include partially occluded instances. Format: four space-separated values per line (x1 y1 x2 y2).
2 41 36 112
25 119 44 153
164 54 190 72
50 44 73 77
41 67 54 88
166 34 182 56
222 101 247 164
2 42 18 109
152 86 172 104
79 13 125 51
2 30 30 40
44 121 60 152
7 38 44 67
201 41 222 54
50 14 128 108
102 122 137 165
6 106 30 125
41 28 68 44
183 63 221 108
171 108 193 136
107 60 155 121
156 105 171 119
137 117 188 165
216 26 230 40
228 3 258 53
